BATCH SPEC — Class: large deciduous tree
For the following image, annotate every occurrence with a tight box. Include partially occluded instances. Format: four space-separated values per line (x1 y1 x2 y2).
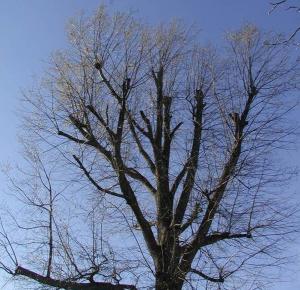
0 7 299 290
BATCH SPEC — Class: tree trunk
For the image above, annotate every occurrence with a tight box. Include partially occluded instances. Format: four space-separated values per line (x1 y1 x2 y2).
155 272 183 290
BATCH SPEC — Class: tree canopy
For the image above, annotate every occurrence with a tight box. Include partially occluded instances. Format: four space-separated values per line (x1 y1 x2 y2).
0 6 299 290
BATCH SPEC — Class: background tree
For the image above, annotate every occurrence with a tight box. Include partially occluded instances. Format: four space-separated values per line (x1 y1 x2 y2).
0 7 299 290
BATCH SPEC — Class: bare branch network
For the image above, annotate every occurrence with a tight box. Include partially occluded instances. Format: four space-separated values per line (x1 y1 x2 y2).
0 6 299 290
269 0 300 43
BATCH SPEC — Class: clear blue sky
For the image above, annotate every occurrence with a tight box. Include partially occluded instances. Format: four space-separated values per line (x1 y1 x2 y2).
0 1 299 289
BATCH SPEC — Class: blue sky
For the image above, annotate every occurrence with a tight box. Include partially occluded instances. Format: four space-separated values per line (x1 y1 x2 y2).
0 1 299 289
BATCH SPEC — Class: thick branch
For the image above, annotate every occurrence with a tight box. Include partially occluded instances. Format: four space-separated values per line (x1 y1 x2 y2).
111 104 159 261
190 268 224 283
128 119 156 174
15 266 137 290
180 202 201 233
173 89 205 225
200 232 252 247
86 105 115 139
178 87 257 279
58 130 92 145
117 170 159 262
153 67 164 151
129 112 154 141
94 62 121 101
125 167 156 195
59 116 113 161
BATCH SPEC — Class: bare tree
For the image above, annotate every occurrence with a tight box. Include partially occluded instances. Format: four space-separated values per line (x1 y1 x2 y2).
0 7 299 290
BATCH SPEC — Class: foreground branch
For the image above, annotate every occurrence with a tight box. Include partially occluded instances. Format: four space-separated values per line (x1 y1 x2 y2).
15 266 137 290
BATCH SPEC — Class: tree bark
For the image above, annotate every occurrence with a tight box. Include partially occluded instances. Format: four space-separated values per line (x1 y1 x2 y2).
155 272 182 290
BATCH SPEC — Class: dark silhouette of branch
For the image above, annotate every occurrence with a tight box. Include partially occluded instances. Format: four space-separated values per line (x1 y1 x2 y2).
15 266 137 290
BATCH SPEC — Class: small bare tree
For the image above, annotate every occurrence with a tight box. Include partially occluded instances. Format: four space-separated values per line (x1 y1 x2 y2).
0 7 299 290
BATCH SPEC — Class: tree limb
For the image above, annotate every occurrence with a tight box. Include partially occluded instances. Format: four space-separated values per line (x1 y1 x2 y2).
190 268 224 283
15 266 137 290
